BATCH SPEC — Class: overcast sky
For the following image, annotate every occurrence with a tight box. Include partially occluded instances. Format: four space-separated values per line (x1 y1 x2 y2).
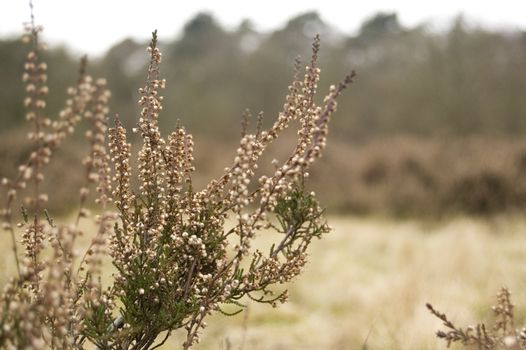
1 0 525 57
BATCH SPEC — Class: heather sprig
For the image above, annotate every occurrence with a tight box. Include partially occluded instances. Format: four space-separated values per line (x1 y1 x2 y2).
103 32 353 349
0 15 354 349
428 288 526 349
0 12 114 349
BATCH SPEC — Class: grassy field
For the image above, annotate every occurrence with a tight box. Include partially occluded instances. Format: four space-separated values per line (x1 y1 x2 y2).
3 215 526 349
188 216 526 350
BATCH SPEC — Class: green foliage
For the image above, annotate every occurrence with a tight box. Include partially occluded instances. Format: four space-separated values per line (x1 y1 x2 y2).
271 180 330 258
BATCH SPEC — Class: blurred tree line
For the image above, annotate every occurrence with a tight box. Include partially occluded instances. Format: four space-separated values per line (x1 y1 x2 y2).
1 11 526 140
2 12 526 217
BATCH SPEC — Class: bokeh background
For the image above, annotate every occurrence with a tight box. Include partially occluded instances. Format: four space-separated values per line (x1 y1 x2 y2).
2 4 526 217
2 1 526 348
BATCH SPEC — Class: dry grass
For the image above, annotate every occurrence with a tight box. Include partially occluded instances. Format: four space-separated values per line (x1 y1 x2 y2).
189 216 526 349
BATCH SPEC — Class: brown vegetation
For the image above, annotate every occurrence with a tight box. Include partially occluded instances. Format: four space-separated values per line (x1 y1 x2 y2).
5 134 526 217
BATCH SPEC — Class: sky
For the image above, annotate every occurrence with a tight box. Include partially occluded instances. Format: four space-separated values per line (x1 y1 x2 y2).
1 0 525 57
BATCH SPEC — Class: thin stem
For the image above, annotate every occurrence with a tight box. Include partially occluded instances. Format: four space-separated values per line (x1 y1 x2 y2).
29 0 35 33
150 331 171 350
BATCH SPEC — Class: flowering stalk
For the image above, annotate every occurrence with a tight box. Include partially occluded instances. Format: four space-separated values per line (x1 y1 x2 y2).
0 20 355 349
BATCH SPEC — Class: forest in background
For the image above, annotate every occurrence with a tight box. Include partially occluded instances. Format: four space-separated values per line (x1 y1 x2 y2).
1 12 526 216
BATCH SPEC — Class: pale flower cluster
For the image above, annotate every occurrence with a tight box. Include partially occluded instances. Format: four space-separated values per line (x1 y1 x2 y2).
0 23 355 350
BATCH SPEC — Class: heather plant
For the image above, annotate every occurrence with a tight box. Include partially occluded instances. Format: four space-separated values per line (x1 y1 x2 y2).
428 288 526 349
0 9 355 350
